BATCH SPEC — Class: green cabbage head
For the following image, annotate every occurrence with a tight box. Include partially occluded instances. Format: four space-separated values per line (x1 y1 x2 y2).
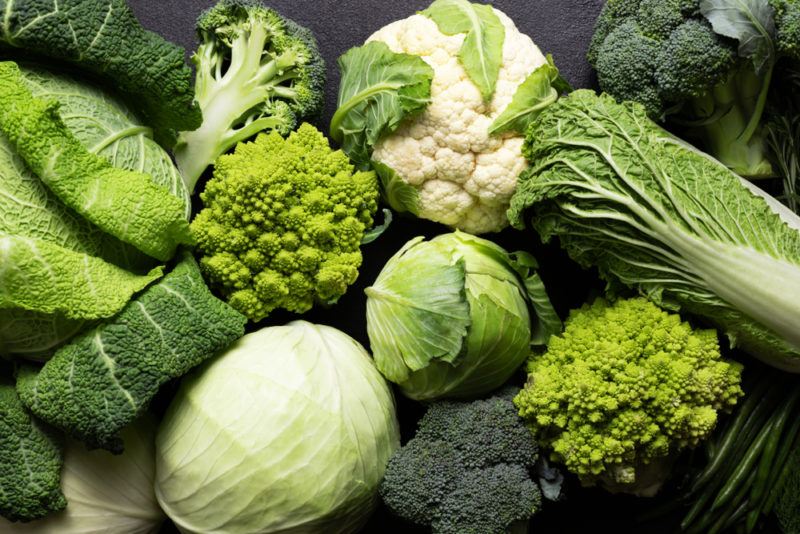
154 321 400 534
365 231 561 401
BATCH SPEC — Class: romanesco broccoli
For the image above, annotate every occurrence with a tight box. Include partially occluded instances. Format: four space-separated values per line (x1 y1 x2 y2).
514 298 744 496
380 388 542 534
191 123 379 321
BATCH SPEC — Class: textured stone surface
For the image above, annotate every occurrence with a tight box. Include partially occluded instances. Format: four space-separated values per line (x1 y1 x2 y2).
127 0 604 129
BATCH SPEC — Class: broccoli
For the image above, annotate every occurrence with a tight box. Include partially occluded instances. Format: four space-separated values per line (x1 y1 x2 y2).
514 298 744 496
380 389 543 534
174 0 326 192
0 379 66 522
191 123 379 321
588 0 800 178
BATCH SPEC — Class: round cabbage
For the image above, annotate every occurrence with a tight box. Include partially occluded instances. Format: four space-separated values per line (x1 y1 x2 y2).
365 231 560 400
154 321 400 533
0 417 164 533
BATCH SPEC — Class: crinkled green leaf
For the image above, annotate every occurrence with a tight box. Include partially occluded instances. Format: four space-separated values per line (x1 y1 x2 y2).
0 380 65 522
510 89 800 371
365 237 471 383
422 0 505 100
489 55 570 136
700 0 776 72
331 41 433 167
16 253 247 452
0 0 201 146
0 62 192 262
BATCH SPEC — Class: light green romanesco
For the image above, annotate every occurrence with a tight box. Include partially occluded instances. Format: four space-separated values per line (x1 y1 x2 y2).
514 298 744 495
191 123 379 321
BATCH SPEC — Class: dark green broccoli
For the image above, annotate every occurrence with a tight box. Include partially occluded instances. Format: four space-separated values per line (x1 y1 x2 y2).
588 0 800 178
379 389 542 534
174 0 326 192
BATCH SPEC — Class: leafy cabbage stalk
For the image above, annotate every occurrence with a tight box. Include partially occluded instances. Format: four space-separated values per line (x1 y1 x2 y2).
509 89 800 371
365 231 561 401
0 416 165 533
155 322 400 534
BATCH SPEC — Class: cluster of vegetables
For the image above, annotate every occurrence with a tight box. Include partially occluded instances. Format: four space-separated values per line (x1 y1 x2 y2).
1 0 800 532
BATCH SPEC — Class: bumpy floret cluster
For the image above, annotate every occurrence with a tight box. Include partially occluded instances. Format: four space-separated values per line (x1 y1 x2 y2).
191 123 378 321
514 298 743 491
380 389 542 534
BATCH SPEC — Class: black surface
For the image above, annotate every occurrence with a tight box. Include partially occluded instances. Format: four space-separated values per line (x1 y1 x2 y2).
123 1 693 533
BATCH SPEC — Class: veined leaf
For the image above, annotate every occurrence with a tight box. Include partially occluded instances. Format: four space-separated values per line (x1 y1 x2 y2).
422 0 505 100
700 0 776 72
330 42 433 168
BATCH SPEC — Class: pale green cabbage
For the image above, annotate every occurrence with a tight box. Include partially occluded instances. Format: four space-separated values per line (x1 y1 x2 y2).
155 321 400 534
0 417 165 534
365 231 561 401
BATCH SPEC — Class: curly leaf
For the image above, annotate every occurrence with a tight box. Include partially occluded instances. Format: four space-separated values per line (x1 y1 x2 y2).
16 253 247 452
331 41 433 167
0 380 65 522
0 62 192 261
0 0 200 146
422 0 505 100
700 0 776 72
489 55 571 136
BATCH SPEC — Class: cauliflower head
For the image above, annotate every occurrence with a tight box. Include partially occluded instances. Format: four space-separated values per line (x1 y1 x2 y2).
367 8 547 234
191 123 379 321
514 298 744 494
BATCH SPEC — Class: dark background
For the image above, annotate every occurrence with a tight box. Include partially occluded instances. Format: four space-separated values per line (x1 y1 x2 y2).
126 1 694 533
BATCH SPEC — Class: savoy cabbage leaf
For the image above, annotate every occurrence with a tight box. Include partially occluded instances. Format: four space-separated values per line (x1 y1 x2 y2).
509 89 800 371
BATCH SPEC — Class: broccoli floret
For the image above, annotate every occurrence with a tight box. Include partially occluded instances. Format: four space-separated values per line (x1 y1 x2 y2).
191 123 379 321
589 0 800 178
514 298 744 496
0 380 66 522
175 0 326 192
380 389 543 534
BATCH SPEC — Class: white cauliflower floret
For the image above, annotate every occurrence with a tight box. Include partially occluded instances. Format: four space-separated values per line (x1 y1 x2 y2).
368 9 547 234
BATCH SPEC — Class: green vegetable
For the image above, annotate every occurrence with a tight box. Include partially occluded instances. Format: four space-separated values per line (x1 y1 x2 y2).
329 41 434 169
191 123 379 321
0 61 191 262
489 55 571 136
421 0 505 101
155 322 400 534
0 416 166 533
0 0 201 146
0 379 65 522
380 388 542 534
587 0 800 178
776 442 800 533
365 231 560 401
509 89 800 371
514 298 744 495
174 0 325 192
0 63 191 358
16 254 247 452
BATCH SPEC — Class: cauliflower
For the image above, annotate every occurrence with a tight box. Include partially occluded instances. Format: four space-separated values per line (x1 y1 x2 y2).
514 298 744 496
331 1 550 235
191 123 379 321
368 10 545 234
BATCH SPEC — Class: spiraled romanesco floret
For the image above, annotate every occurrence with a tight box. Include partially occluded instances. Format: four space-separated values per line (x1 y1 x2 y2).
191 123 378 321
514 298 743 494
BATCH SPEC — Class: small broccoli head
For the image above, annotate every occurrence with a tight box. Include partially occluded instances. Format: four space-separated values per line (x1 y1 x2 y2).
176 0 326 192
191 123 379 321
772 0 800 59
514 298 744 495
380 390 542 533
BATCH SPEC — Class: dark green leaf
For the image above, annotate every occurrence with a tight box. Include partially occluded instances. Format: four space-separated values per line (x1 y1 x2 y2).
700 0 776 72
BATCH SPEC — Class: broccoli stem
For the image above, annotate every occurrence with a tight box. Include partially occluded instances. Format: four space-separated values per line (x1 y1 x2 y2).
686 65 775 179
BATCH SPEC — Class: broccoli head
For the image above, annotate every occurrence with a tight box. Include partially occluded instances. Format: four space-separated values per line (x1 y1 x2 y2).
191 123 379 321
175 0 326 192
514 298 744 496
380 389 542 534
588 0 800 178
